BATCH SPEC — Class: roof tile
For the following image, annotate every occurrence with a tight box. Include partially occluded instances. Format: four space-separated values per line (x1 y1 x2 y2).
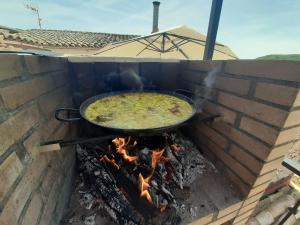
2 29 138 48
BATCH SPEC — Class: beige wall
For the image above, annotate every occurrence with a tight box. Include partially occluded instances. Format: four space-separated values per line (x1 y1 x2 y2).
0 55 75 225
179 60 300 224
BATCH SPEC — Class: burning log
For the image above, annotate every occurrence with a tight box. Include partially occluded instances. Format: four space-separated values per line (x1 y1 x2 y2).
77 145 145 225
76 132 209 225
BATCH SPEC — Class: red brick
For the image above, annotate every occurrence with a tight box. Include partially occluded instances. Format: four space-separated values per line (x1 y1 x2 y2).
240 116 279 145
209 210 238 225
225 60 300 82
260 157 284 175
206 139 256 186
20 192 43 225
37 86 69 119
234 209 255 223
182 70 208 84
160 63 180 89
0 75 55 110
266 143 293 161
284 110 300 128
275 126 300 145
217 201 243 218
203 101 237 125
39 174 63 225
23 117 61 158
0 55 24 81
25 56 66 75
238 201 258 215
214 76 250 95
229 145 263 174
243 192 264 206
253 170 276 187
255 82 300 107
196 124 229 149
52 71 69 87
0 155 47 225
181 81 217 101
0 105 40 156
248 181 270 197
218 92 287 128
181 60 223 72
233 218 248 225
223 168 250 196
0 152 23 202
41 167 58 197
213 123 270 160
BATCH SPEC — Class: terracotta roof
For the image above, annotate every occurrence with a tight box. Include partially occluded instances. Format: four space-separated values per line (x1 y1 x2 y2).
0 28 139 48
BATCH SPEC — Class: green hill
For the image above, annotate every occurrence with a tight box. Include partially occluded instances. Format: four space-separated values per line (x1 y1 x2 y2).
257 54 300 61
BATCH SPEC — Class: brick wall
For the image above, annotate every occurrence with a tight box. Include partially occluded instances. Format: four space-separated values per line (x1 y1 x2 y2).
179 60 300 224
0 55 75 225
70 61 180 103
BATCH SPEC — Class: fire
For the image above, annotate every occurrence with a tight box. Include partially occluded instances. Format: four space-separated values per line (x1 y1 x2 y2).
100 155 120 170
138 173 152 203
137 148 167 204
112 137 138 162
112 137 169 208
151 148 165 171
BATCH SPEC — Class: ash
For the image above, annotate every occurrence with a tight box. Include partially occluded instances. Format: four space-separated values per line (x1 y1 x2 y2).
61 132 219 225
167 133 209 185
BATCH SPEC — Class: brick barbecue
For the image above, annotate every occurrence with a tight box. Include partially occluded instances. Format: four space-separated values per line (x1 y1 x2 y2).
0 55 299 225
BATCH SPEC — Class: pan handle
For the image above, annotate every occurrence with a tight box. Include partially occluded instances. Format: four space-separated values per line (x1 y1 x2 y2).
174 89 195 99
55 108 81 122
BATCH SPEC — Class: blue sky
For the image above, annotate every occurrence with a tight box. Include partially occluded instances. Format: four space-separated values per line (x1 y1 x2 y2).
1 0 300 58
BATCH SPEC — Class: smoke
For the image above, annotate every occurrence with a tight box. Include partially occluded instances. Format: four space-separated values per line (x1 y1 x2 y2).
193 66 220 112
102 68 144 92
120 68 144 91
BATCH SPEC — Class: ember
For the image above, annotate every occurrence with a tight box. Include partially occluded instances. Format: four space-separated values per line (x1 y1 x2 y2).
100 155 120 170
73 132 219 225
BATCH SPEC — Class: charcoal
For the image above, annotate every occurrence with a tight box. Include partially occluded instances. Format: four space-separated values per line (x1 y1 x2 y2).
77 145 144 225
73 132 216 225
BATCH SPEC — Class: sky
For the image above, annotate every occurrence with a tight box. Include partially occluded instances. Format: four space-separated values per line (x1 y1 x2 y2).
0 0 300 59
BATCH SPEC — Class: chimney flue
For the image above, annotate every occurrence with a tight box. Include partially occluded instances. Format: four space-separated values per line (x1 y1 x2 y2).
152 1 160 33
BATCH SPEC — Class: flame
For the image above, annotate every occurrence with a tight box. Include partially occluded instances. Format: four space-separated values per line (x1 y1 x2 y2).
112 137 138 162
138 173 152 203
100 155 120 170
136 148 167 204
151 148 165 171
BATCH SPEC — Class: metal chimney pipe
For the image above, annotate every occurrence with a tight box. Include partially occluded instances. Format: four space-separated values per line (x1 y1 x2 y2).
152 1 160 33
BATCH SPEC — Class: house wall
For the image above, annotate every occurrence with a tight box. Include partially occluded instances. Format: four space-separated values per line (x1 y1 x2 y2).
0 55 75 225
179 60 300 224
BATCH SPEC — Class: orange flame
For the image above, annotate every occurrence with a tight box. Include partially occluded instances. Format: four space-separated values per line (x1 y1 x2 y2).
137 148 167 204
138 173 152 203
112 138 138 162
151 148 165 171
100 155 120 170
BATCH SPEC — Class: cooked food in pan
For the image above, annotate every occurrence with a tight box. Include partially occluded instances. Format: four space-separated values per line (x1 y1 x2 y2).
84 92 194 129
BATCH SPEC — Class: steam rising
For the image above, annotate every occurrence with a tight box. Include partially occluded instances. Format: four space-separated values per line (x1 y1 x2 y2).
103 68 144 91
193 66 221 112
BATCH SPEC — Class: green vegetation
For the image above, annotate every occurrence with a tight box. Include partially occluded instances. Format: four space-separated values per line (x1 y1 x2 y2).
257 54 300 61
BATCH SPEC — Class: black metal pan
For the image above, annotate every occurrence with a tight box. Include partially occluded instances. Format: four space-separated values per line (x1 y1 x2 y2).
55 90 207 136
